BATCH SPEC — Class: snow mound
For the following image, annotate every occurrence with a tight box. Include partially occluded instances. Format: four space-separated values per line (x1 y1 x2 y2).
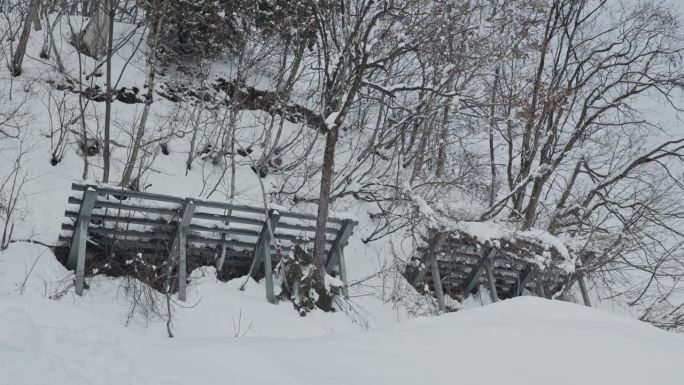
1 295 682 385
0 302 144 385
0 242 72 297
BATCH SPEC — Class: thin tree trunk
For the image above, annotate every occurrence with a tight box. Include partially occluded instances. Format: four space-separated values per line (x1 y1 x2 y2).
547 157 583 233
102 0 115 183
488 66 500 207
436 103 449 178
522 174 546 230
511 3 557 218
411 113 435 183
46 11 65 72
11 0 41 76
121 9 164 187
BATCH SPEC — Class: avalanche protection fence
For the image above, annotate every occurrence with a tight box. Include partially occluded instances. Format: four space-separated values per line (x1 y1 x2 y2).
57 184 356 303
405 228 592 311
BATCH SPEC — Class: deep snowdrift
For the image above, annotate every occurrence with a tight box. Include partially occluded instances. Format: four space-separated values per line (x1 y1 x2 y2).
1 294 682 385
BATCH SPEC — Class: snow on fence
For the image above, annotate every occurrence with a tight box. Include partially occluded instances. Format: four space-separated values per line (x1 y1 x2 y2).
405 222 591 311
56 184 356 303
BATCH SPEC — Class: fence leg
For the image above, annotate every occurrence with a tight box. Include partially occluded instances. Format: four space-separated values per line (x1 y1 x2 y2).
430 256 446 311
69 188 97 296
326 220 355 298
253 210 280 304
338 247 349 299
536 278 548 298
485 262 498 302
514 268 532 297
171 200 195 302
178 226 187 302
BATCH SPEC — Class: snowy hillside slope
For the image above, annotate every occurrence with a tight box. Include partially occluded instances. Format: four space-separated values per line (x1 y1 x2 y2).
2 294 683 385
0 12 402 282
0 10 432 329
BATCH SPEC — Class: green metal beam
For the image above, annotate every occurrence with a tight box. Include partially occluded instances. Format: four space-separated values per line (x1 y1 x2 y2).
70 188 98 296
250 209 280 304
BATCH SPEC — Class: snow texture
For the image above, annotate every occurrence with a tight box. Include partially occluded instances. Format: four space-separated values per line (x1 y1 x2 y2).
1 294 683 385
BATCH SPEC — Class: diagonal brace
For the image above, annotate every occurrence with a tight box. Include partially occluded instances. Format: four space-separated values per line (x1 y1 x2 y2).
462 247 497 299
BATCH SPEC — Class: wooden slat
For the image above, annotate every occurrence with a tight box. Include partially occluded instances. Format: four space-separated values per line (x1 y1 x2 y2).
69 196 179 216
65 210 176 228
61 225 267 253
72 183 353 225
61 224 324 255
62 223 173 240
58 234 262 263
194 211 339 235
64 213 335 247
192 211 263 226
188 223 336 244
73 183 184 204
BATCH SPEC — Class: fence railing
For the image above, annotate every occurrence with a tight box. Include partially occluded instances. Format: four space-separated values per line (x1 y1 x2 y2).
59 184 356 303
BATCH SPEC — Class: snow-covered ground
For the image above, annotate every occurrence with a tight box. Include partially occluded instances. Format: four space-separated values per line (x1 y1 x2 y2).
2 242 683 384
2 293 683 385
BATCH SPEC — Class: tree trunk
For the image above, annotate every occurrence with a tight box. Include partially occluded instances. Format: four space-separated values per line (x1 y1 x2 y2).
120 8 164 187
11 0 41 76
547 158 583 233
32 1 42 31
411 110 436 183
312 126 339 290
102 0 115 183
488 66 500 207
522 175 545 230
435 103 449 178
